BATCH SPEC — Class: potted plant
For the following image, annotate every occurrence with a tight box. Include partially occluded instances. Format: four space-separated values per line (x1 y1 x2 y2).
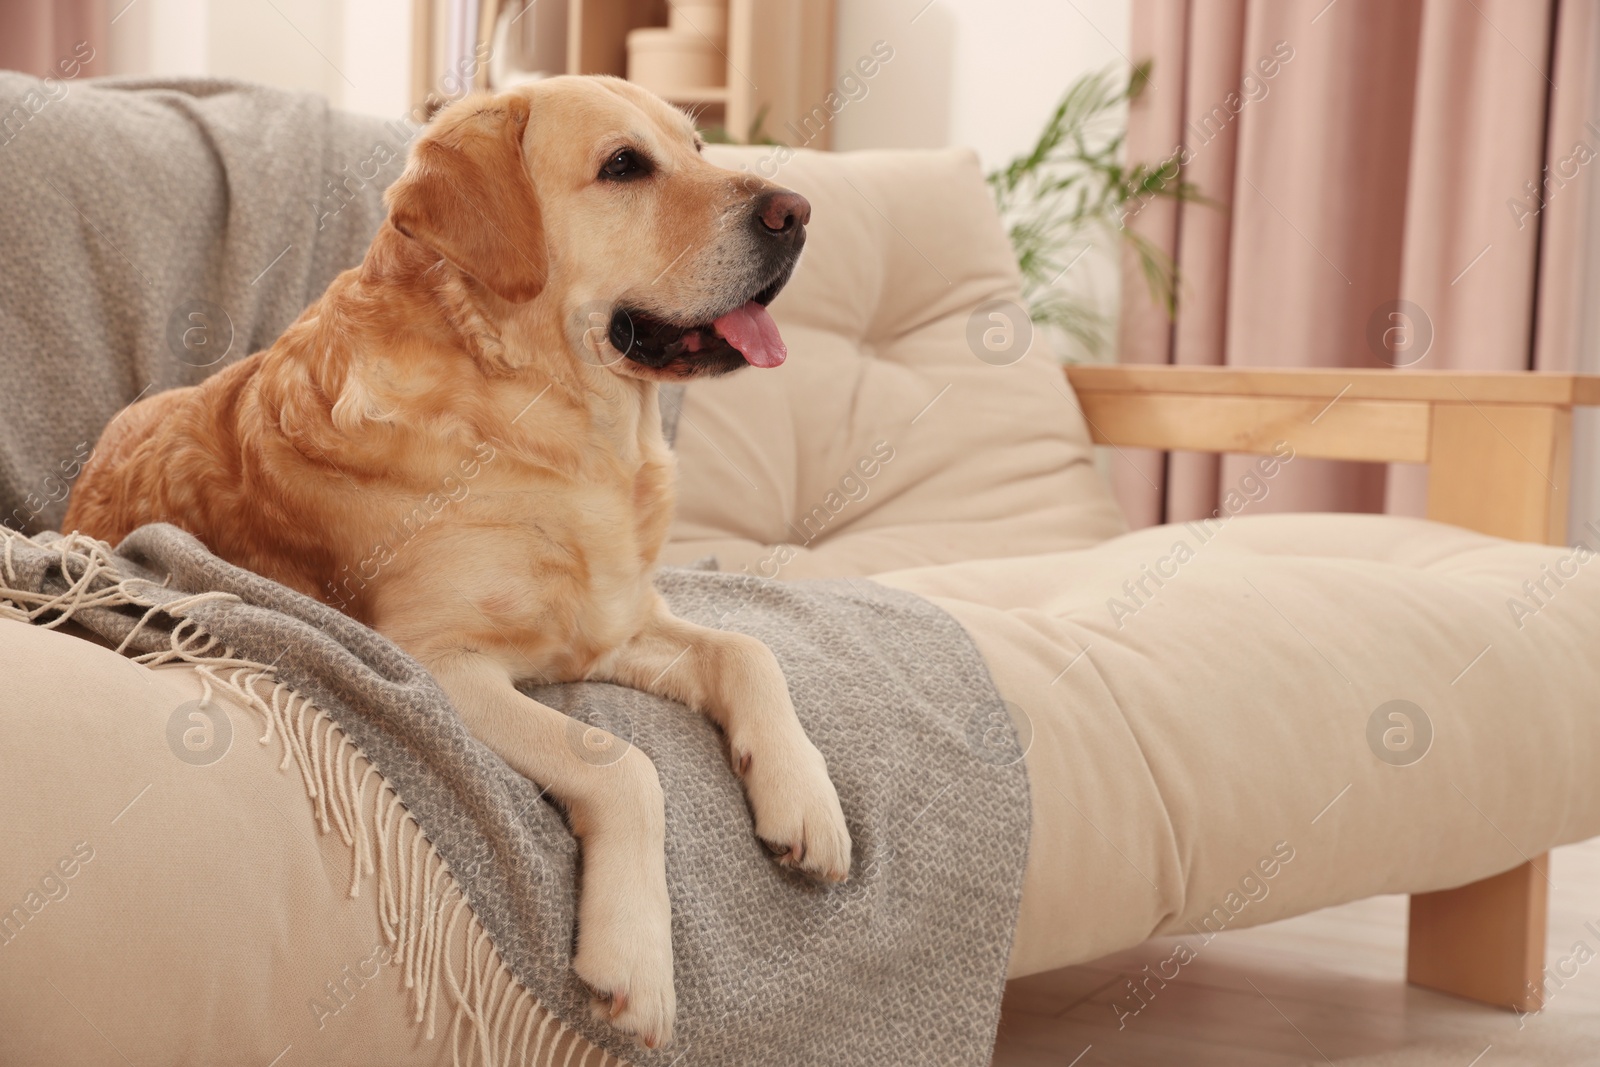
988 62 1201 361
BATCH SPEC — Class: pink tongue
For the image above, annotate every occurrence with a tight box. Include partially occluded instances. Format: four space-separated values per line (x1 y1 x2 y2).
712 301 786 368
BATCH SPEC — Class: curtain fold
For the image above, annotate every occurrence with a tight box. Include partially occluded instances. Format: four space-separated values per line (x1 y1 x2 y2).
1113 0 1190 530
1118 0 1595 530
1165 0 1243 524
0 0 109 79
1535 0 1600 376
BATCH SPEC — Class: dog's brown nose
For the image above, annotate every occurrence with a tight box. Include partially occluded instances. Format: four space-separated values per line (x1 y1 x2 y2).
756 190 811 236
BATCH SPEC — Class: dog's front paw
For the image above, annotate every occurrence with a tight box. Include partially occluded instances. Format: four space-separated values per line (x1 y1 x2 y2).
576 927 675 1049
573 921 676 1050
740 741 852 883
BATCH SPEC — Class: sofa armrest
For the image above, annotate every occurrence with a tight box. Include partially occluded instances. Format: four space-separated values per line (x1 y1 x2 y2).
1065 365 1600 546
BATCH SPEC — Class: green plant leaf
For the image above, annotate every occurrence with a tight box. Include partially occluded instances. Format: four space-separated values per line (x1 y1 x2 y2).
986 60 1209 353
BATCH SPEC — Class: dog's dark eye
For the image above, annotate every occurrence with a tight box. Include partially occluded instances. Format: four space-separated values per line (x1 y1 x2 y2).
600 149 650 182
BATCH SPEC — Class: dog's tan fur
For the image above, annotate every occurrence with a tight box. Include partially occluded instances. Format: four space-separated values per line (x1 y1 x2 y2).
64 76 850 1047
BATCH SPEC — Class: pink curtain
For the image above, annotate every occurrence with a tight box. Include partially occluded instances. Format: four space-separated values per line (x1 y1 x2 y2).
0 0 109 78
1115 0 1597 528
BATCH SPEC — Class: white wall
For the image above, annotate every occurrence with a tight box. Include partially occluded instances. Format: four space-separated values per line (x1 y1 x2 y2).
832 0 1130 171
108 0 413 119
108 0 207 78
340 0 416 117
832 0 1132 360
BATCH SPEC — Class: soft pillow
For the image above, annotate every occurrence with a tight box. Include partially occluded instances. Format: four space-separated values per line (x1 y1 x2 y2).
665 146 1125 579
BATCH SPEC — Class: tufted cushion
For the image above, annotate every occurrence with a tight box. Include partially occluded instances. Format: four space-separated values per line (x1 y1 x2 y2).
875 513 1600 979
664 146 1126 578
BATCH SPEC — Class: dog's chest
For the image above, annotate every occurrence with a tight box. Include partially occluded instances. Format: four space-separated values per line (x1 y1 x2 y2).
393 454 674 678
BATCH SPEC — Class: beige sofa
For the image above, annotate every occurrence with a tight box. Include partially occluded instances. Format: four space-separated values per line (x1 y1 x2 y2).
5 144 1599 1066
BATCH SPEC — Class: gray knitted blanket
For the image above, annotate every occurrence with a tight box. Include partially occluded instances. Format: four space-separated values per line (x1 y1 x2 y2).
0 525 1029 1065
0 75 1030 1064
0 72 410 534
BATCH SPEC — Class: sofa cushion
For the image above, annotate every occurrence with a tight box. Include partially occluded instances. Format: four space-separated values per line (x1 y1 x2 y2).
0 619 602 1067
664 146 1126 579
875 513 1600 979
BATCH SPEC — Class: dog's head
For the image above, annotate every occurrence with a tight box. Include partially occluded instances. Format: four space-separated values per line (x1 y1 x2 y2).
384 76 807 380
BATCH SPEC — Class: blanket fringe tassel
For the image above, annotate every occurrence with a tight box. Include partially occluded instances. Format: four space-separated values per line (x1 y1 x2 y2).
0 531 622 1067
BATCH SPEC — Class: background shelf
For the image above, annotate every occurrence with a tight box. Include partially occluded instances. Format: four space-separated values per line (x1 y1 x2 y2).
414 0 836 148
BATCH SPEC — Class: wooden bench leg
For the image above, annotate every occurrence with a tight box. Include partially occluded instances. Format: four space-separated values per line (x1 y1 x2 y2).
1406 856 1549 1012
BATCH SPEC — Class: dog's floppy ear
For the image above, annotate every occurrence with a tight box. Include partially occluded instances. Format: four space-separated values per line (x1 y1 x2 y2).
386 94 547 304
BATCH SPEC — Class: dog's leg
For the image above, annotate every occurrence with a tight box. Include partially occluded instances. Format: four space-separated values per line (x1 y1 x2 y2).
424 651 676 1049
590 606 852 882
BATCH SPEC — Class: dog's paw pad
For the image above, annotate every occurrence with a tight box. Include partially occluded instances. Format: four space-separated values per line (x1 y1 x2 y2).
573 938 675 1048
747 748 853 883
579 979 672 1049
761 835 807 868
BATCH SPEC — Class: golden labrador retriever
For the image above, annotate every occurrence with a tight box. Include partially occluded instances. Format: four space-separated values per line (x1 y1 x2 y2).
64 75 851 1049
